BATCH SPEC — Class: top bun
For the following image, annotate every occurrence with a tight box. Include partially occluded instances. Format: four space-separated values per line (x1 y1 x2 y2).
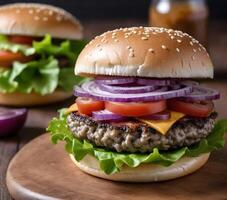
0 3 83 40
75 27 213 78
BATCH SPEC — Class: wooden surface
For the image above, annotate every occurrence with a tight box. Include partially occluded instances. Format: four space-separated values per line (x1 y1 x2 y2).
6 134 227 200
0 19 227 199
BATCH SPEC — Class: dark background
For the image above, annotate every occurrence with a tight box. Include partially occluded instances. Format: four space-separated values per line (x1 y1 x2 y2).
0 0 226 19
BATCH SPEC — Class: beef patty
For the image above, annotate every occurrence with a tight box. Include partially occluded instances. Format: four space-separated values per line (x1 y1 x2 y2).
67 112 217 153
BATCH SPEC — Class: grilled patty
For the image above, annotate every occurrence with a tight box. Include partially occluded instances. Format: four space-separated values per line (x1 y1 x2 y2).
67 112 217 153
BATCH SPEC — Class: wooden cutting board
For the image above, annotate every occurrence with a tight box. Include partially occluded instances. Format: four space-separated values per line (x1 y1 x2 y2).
6 134 227 200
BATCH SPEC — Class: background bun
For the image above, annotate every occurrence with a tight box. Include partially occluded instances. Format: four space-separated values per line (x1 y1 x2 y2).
0 3 83 40
75 27 213 78
0 90 72 106
70 153 210 182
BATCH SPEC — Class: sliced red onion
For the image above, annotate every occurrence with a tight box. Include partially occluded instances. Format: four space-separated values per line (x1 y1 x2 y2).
141 111 170 120
92 110 128 122
137 78 175 86
0 108 27 137
180 80 199 86
181 85 220 101
95 77 136 85
98 83 158 94
74 81 193 102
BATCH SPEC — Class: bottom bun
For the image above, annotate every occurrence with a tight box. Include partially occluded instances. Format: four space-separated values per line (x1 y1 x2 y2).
0 90 72 106
70 153 210 182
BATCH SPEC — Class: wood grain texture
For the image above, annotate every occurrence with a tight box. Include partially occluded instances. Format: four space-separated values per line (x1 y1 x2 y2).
6 134 227 200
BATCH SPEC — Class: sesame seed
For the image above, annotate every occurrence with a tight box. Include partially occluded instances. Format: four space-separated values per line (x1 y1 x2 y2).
34 16 40 21
56 16 62 22
171 36 175 40
126 46 131 50
124 35 129 38
198 48 201 51
148 48 154 53
177 39 182 43
162 45 167 50
176 48 180 52
192 55 195 60
190 41 194 46
48 10 53 16
141 37 148 40
193 49 197 52
114 39 119 42
28 9 34 14
129 52 134 57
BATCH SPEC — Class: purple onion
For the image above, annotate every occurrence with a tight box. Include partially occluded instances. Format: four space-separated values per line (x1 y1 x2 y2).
74 80 193 102
92 110 128 122
181 85 220 101
95 77 136 85
98 83 158 94
0 108 27 137
137 78 175 86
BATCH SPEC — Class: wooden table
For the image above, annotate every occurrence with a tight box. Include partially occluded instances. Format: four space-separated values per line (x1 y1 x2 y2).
1 19 227 199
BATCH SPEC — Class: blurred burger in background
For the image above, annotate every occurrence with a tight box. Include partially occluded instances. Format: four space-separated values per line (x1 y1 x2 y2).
0 3 87 106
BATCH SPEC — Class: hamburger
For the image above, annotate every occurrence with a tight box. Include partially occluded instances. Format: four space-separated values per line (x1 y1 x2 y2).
48 27 227 182
0 3 87 106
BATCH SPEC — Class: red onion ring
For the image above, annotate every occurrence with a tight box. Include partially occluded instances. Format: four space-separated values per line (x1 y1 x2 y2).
181 85 220 101
0 108 27 136
74 81 193 102
95 77 136 85
92 110 128 121
98 83 158 94
137 78 175 86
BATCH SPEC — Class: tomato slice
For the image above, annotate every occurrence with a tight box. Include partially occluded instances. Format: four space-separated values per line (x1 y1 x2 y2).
105 101 167 117
168 99 214 117
0 50 34 68
76 97 105 116
8 35 35 45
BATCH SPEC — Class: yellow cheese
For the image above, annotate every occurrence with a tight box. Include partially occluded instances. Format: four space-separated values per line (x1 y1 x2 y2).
65 103 78 114
137 111 185 135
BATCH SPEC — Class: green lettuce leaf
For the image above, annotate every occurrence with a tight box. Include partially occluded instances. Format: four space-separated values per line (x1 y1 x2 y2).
0 57 59 95
0 35 87 94
47 111 227 174
0 35 35 56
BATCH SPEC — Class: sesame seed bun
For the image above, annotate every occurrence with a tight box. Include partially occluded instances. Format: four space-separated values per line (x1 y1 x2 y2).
70 153 210 182
0 90 72 106
0 3 82 40
75 27 213 78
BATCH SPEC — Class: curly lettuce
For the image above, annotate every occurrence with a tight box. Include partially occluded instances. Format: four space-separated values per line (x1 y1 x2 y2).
0 35 87 94
47 111 227 174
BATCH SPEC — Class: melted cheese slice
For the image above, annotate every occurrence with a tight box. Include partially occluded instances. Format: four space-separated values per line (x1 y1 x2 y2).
137 111 185 135
65 103 78 114
66 104 185 135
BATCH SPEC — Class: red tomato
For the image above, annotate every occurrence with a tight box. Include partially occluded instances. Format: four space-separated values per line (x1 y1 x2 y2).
76 97 105 116
105 101 167 117
168 99 214 117
8 35 35 45
0 50 34 68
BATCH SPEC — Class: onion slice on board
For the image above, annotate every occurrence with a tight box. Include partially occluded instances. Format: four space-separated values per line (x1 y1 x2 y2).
0 108 27 136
